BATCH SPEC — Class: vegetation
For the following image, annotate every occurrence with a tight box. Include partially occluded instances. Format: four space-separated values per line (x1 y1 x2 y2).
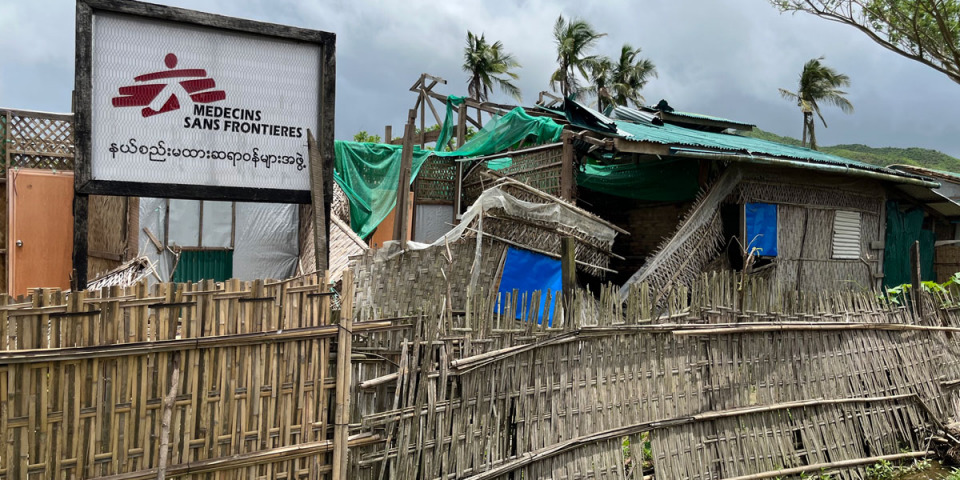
587 44 657 112
864 458 932 479
779 57 854 150
742 128 960 172
462 31 522 102
770 0 960 85
352 131 382 143
550 15 606 98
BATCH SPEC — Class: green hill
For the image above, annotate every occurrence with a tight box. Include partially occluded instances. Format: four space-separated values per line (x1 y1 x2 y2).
742 129 960 173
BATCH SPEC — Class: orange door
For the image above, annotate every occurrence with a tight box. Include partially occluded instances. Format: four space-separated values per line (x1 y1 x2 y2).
9 170 74 296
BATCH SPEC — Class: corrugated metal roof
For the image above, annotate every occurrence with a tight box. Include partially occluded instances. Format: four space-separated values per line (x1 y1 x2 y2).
664 110 756 128
890 164 960 183
612 119 914 176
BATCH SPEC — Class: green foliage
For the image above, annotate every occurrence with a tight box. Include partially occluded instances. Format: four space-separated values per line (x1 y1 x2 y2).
352 131 382 143
865 458 933 479
771 0 960 85
741 129 960 172
947 467 960 479
587 44 657 112
463 31 522 102
551 15 606 97
779 57 853 150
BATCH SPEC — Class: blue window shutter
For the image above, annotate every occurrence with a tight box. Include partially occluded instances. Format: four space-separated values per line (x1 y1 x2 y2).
745 203 778 257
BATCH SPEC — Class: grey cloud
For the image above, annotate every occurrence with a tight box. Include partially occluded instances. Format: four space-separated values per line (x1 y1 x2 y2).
1 0 957 157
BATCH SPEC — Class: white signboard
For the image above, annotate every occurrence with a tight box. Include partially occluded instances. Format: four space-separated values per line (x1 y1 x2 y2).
89 12 320 192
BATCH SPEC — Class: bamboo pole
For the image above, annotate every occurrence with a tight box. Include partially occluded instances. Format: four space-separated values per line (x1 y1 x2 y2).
156 352 180 480
722 451 931 480
462 395 920 480
331 269 355 480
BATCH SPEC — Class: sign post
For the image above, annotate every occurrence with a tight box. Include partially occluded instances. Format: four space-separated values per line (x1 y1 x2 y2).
74 0 335 288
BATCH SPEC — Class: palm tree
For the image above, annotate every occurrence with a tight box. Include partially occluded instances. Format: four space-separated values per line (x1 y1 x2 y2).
550 15 606 98
779 57 853 150
462 31 522 103
588 44 657 112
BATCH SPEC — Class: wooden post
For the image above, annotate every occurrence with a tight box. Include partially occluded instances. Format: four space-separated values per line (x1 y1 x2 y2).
453 103 467 223
384 125 392 143
419 91 426 149
560 131 575 202
72 194 89 290
561 236 576 326
393 110 416 245
307 130 328 272
331 269 354 480
910 240 923 317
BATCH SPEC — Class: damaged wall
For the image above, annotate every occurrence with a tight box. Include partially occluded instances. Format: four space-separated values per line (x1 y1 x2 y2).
138 198 299 283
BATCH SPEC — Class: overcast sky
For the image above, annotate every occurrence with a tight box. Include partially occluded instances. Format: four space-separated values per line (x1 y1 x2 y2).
2 0 958 157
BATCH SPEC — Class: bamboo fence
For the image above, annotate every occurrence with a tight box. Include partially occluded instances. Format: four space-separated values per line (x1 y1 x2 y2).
6 262 960 479
0 271 403 480
348 269 960 480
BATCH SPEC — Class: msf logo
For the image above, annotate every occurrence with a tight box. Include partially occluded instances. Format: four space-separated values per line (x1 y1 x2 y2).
112 53 226 117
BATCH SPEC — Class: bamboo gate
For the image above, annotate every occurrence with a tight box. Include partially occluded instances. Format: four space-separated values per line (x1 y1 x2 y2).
4 269 960 478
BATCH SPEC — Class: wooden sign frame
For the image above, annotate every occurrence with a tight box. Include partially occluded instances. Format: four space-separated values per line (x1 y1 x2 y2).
73 0 335 287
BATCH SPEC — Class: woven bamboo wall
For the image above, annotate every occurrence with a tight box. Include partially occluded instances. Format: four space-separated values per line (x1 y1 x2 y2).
87 195 130 278
351 238 507 317
348 268 960 480
0 274 387 480
414 157 457 205
736 171 885 292
463 145 564 205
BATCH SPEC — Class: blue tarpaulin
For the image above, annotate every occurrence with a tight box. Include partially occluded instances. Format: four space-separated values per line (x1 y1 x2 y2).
496 247 562 326
745 202 778 257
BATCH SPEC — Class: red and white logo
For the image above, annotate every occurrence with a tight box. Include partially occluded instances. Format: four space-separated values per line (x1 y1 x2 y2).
111 53 226 117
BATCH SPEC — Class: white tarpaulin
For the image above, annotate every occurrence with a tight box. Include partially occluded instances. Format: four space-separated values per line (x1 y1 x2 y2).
138 198 298 283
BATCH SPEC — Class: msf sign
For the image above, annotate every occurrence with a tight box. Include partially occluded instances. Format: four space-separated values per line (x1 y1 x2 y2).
111 53 226 117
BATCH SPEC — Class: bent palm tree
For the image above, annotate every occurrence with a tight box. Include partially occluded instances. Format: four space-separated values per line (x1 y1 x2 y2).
550 15 605 98
462 31 522 103
588 45 657 112
779 57 853 150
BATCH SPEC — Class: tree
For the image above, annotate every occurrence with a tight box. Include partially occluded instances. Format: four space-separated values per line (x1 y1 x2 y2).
587 44 657 112
462 31 522 103
550 15 606 98
779 57 854 150
771 0 960 85
353 131 382 143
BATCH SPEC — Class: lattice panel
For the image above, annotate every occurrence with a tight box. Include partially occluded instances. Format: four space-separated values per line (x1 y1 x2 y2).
414 156 457 204
2 110 74 171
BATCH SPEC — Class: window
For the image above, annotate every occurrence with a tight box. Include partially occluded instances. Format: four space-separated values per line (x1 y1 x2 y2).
832 210 861 259
166 199 236 282
744 203 778 257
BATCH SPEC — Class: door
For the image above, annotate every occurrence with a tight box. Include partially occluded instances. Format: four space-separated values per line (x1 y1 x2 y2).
9 170 74 296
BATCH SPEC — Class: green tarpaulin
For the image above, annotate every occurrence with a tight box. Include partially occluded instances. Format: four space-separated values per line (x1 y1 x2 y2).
334 104 564 239
334 141 432 239
577 158 700 202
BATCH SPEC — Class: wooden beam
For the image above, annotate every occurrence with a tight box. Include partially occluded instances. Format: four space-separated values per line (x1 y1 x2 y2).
612 138 671 156
561 236 576 325
423 91 444 127
560 131 575 202
307 129 328 272
911 240 923 317
384 125 392 143
393 110 416 245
